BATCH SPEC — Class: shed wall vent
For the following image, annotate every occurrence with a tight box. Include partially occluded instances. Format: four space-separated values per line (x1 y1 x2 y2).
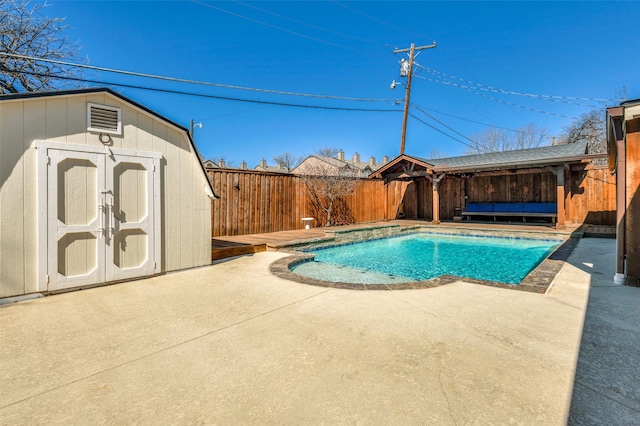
87 103 121 135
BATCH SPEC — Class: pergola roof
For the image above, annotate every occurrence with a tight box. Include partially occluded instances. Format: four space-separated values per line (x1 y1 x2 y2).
426 142 588 171
370 142 595 179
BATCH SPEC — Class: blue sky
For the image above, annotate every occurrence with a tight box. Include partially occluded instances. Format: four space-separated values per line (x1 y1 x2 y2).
43 1 639 167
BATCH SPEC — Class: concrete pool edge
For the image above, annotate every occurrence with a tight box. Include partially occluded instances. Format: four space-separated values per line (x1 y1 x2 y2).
268 227 583 293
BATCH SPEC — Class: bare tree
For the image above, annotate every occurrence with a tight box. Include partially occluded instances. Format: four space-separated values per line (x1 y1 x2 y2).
272 152 302 172
556 109 606 154
0 0 84 93
298 162 360 226
315 146 341 158
513 123 548 150
466 124 549 154
467 127 511 154
428 148 448 159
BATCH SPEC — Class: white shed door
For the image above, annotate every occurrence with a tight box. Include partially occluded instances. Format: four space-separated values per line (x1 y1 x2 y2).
45 147 159 291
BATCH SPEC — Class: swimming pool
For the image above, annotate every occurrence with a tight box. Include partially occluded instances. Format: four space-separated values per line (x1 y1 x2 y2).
291 233 562 285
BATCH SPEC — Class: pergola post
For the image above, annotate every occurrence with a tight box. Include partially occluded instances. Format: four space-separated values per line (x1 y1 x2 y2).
564 165 572 225
555 165 566 229
432 180 440 224
427 173 445 224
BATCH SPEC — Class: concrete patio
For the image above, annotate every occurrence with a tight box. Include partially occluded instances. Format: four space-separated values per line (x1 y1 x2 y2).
1 238 638 424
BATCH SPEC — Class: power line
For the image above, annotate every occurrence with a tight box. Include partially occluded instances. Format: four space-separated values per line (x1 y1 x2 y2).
414 74 579 119
197 79 392 121
412 105 480 146
0 52 392 102
191 0 376 58
331 1 434 42
408 112 490 153
414 68 518 129
417 64 612 105
415 64 530 123
11 69 403 112
234 0 386 48
411 103 522 133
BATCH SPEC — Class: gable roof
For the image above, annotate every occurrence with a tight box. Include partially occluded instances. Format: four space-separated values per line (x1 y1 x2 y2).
292 154 380 177
425 142 589 172
0 88 218 198
255 165 291 174
370 142 594 179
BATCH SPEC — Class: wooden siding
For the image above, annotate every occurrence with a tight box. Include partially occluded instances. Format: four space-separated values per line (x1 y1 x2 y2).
209 167 616 237
625 118 640 284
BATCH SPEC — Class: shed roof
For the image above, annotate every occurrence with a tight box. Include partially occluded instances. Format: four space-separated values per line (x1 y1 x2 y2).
0 87 218 198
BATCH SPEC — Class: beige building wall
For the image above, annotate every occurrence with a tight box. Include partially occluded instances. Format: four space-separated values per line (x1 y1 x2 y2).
0 92 212 297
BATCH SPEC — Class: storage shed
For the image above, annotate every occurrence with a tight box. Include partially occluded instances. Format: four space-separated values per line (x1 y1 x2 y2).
0 88 217 298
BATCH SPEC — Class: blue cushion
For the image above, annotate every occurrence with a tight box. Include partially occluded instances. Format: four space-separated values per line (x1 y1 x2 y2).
465 203 493 213
523 203 557 213
493 203 524 213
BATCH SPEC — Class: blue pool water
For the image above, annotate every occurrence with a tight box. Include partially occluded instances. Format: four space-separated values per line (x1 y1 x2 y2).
292 233 562 285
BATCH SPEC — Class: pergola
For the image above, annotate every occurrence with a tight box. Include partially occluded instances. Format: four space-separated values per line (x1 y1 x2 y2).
370 143 601 229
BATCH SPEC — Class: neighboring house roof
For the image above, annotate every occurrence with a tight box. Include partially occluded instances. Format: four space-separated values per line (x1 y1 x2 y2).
202 160 219 169
621 98 640 107
1 87 219 198
370 142 595 179
292 155 378 177
255 165 291 174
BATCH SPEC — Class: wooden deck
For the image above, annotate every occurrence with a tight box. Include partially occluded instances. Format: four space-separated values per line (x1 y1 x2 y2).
211 220 584 261
212 227 326 260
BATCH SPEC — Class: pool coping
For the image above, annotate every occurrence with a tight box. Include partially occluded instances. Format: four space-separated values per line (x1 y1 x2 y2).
268 226 582 293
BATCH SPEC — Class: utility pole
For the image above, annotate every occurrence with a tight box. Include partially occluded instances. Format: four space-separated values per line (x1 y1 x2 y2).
394 42 436 155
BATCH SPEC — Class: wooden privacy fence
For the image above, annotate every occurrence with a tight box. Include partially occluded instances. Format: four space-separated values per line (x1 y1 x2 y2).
567 167 616 225
208 166 615 237
207 169 387 237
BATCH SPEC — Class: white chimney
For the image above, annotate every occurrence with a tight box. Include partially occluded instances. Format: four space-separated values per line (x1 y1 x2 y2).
219 159 226 168
260 158 267 168
337 150 345 161
352 152 360 163
241 161 247 170
383 155 389 163
369 156 376 166
278 161 285 169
